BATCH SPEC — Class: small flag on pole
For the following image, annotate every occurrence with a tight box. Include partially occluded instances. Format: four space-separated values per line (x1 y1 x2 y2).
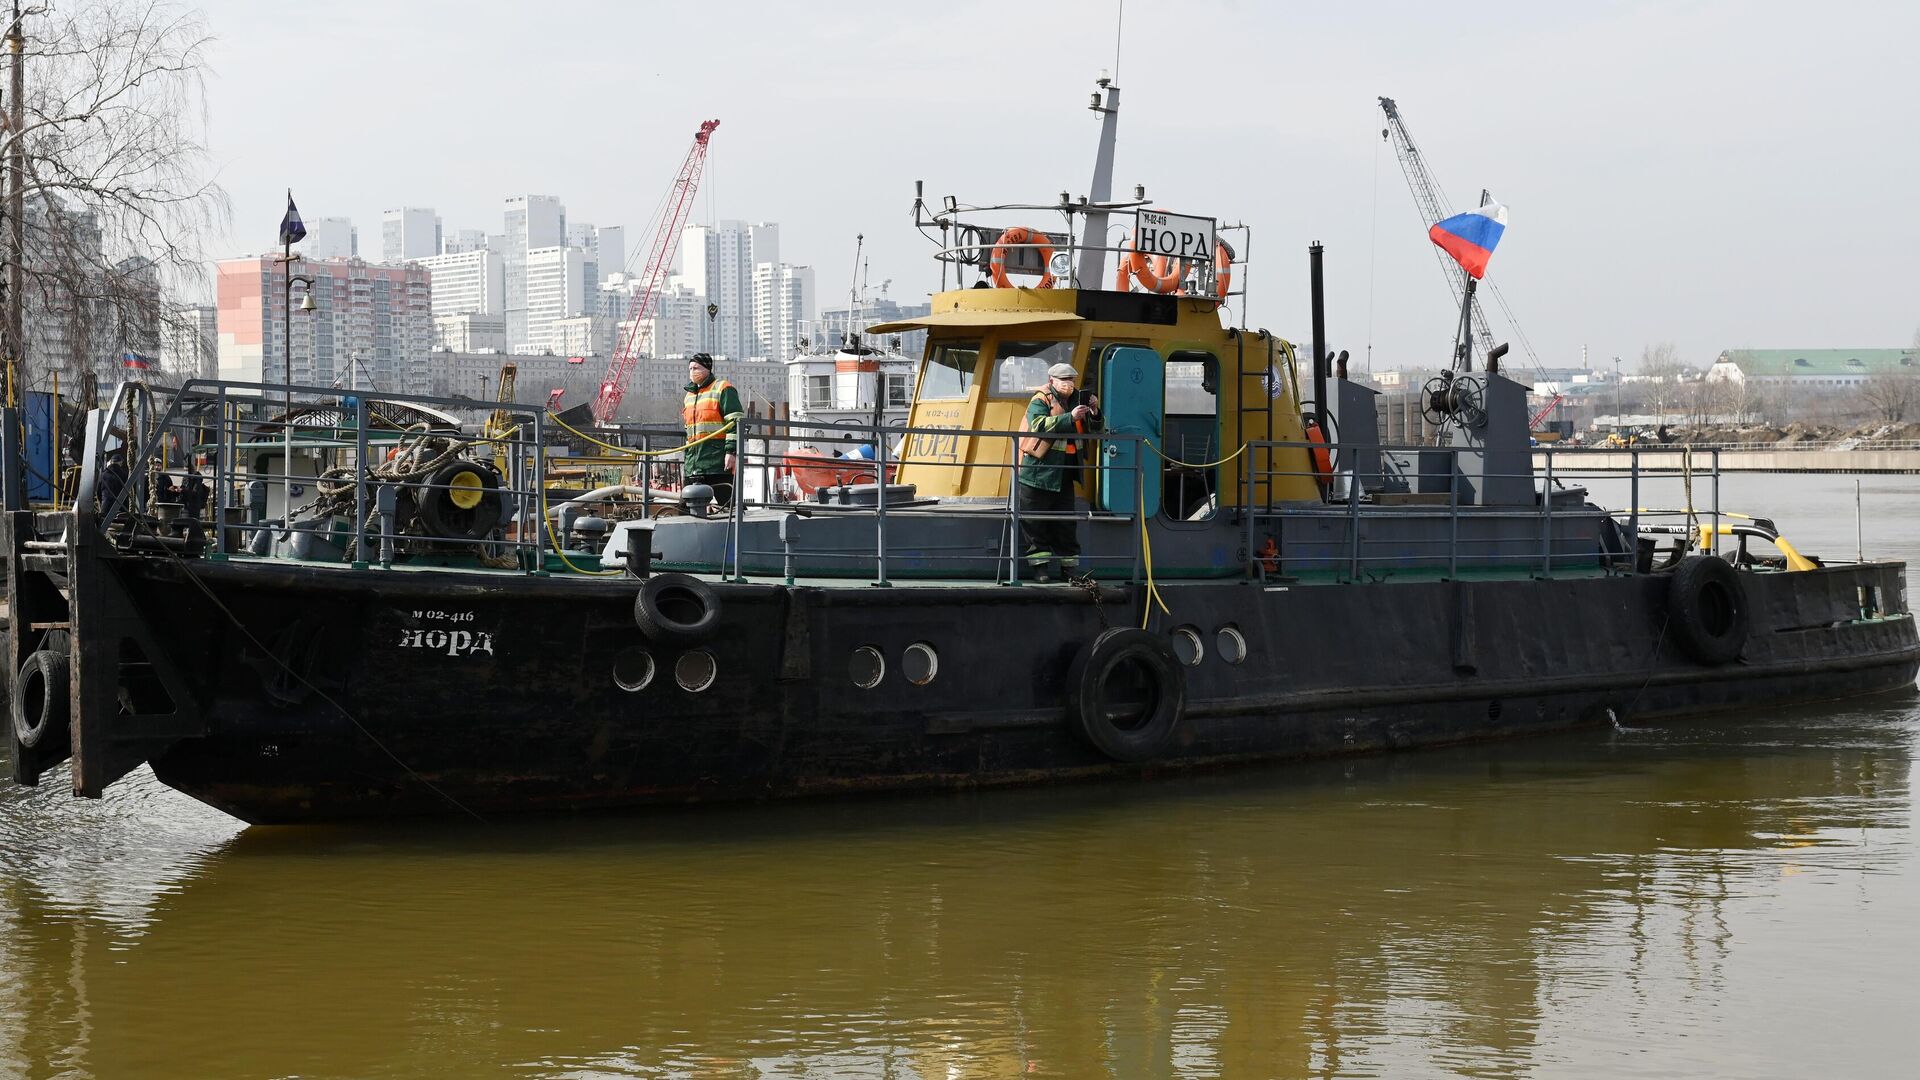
279 192 307 246
122 351 154 370
1428 203 1508 280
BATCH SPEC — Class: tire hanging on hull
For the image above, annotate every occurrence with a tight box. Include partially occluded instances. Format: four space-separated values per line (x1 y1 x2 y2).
633 572 723 647
11 649 70 750
1068 628 1186 762
1667 555 1750 665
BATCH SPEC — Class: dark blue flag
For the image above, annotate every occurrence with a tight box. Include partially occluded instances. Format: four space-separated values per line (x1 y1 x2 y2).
279 193 306 246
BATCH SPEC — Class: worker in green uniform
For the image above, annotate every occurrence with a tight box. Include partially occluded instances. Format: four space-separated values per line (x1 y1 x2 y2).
682 353 744 510
1016 362 1100 569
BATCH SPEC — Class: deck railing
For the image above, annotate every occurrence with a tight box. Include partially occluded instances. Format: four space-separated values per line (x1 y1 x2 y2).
71 377 1745 585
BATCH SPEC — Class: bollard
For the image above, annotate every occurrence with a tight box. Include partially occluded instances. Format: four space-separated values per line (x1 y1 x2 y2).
625 523 653 580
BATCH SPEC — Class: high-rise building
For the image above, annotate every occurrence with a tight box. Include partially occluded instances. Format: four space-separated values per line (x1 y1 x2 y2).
303 217 358 260
215 256 433 394
680 220 776 357
502 195 565 349
608 280 705 360
158 304 219 380
442 228 488 254
565 223 625 299
382 207 442 262
814 296 933 358
753 262 814 362
520 245 586 352
16 197 164 388
431 314 507 353
551 315 615 358
415 249 504 316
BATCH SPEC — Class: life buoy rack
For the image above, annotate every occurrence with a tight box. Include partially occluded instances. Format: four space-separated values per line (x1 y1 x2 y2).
1667 555 1749 665
634 572 723 647
1212 238 1235 300
1118 236 1186 294
989 226 1056 289
1068 628 1186 762
1115 234 1236 300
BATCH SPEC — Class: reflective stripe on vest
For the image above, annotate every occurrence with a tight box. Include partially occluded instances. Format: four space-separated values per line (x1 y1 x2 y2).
684 379 735 438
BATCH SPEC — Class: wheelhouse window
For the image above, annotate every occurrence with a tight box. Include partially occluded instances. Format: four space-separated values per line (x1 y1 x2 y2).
1164 351 1221 521
993 339 1077 397
804 374 832 409
920 340 980 399
885 373 913 407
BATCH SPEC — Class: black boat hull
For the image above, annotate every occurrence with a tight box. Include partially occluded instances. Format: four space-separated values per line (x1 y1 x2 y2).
90 558 1919 823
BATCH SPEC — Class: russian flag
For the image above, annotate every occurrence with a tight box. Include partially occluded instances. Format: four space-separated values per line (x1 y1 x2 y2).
1428 203 1508 280
122 350 154 370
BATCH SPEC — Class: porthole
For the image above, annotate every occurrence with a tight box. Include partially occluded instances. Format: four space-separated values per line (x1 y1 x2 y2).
1216 626 1248 665
850 646 886 689
675 650 717 693
613 646 655 692
1170 626 1204 666
903 642 938 685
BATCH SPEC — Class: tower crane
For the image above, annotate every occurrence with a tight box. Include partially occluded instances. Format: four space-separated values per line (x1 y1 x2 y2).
591 119 720 424
1378 97 1540 375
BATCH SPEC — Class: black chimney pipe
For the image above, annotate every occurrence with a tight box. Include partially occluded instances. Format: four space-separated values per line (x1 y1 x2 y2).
1309 242 1328 435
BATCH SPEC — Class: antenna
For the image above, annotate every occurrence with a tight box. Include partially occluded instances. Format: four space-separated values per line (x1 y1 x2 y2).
847 233 864 350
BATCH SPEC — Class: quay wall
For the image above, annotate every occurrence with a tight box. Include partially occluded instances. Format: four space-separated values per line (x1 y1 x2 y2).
1531 449 1920 474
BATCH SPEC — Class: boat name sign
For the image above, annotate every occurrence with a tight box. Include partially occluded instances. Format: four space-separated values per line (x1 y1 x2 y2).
1133 210 1216 260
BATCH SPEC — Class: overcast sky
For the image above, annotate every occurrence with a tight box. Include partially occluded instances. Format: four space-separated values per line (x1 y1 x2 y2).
189 0 1919 374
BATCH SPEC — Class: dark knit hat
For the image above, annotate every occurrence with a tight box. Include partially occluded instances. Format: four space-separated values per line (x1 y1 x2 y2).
689 353 714 371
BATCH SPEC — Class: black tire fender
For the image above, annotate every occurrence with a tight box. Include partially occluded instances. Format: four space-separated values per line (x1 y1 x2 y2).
11 649 69 750
1068 627 1186 762
1668 555 1749 665
633 573 723 647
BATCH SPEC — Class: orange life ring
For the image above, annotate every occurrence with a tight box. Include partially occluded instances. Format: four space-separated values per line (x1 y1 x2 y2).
1213 238 1235 301
1119 236 1186 294
990 226 1056 289
1303 419 1333 487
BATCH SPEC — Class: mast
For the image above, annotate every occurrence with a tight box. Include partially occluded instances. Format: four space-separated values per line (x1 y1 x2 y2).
846 233 862 349
1074 76 1121 291
6 0 24 403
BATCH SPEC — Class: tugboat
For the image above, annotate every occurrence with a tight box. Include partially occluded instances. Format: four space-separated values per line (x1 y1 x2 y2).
777 334 913 499
6 80 1916 822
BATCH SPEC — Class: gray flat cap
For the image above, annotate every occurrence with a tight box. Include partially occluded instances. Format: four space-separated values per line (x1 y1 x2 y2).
1046 363 1077 379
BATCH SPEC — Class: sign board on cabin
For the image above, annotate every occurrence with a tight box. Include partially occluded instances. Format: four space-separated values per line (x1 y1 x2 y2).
1133 210 1216 261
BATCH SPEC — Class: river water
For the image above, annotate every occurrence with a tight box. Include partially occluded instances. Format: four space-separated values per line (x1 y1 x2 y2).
3 473 1918 1078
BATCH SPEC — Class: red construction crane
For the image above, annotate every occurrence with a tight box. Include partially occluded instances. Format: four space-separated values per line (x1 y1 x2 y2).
1529 392 1565 428
591 118 720 424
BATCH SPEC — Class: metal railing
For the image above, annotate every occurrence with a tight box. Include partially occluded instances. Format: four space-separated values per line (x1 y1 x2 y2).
719 414 1151 587
1236 440 1723 580
79 377 558 569
67 377 1756 586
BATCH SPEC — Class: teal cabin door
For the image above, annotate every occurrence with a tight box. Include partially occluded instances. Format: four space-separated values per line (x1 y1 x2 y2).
1097 345 1164 516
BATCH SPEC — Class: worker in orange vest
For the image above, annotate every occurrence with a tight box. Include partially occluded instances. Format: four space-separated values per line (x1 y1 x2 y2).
682 353 744 509
1016 362 1100 569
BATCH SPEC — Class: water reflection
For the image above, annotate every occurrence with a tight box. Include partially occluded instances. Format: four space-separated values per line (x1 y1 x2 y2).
2 700 1912 1078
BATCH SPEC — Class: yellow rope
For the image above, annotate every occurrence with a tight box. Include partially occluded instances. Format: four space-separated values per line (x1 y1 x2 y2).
538 477 622 576
524 413 738 574
545 409 736 459
1136 466 1170 628
1141 439 1248 470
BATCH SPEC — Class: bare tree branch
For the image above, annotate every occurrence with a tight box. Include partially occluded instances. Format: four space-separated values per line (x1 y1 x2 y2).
5 0 230 390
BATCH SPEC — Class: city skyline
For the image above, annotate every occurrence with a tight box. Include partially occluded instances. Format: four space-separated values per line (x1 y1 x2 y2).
182 0 1920 375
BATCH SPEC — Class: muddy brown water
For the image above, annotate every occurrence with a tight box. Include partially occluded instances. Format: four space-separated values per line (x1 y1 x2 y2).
3 473 1917 1078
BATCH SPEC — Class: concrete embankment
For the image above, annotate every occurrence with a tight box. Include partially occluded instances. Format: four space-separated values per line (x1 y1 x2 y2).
1534 449 1920 474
